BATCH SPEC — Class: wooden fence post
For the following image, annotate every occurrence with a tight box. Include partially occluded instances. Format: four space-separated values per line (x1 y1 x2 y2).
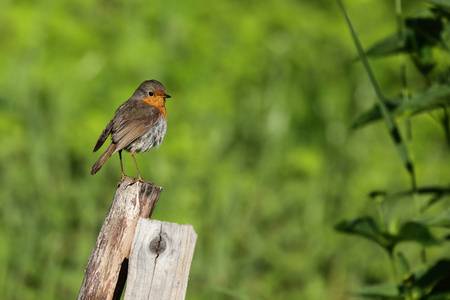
124 219 198 300
77 177 162 300
77 177 197 300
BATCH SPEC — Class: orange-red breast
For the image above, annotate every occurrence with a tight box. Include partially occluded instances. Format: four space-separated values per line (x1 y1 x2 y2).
90 80 170 184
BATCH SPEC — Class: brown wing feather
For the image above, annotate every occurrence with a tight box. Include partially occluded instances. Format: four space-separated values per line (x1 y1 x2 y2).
110 104 161 154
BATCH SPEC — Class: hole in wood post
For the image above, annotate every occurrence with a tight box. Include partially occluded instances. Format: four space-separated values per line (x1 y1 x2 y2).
149 235 166 256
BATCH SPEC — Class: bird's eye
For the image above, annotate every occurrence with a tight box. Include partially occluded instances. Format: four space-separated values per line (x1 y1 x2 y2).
148 91 154 96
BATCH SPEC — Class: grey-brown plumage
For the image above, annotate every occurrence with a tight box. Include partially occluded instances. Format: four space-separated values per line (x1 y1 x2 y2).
91 80 170 182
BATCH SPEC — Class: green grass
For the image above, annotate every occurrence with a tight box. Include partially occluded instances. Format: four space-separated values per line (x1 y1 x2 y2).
1 0 448 299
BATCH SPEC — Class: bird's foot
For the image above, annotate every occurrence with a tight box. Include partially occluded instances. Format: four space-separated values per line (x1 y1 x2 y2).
117 174 135 187
129 176 153 186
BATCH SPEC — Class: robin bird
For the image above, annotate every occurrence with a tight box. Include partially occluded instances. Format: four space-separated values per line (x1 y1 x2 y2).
90 80 171 184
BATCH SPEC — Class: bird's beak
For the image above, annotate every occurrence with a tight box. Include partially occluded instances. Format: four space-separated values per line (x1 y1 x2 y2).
162 94 171 99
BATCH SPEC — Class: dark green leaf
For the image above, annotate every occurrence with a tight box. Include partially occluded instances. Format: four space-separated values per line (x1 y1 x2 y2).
366 33 405 57
416 260 450 289
428 210 450 228
424 0 450 12
404 17 445 75
405 17 443 50
394 84 450 117
417 210 450 228
411 46 436 75
420 186 450 212
351 99 401 129
366 15 445 60
396 221 440 246
352 85 450 129
335 217 395 253
366 186 450 211
427 279 450 299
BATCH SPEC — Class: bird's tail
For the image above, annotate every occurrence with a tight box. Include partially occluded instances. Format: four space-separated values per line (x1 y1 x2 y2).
91 143 116 175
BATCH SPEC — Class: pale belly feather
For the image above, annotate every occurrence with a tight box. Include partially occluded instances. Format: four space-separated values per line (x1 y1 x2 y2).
126 116 167 153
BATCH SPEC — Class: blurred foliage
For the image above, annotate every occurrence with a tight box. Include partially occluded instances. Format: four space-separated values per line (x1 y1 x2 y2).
335 0 450 299
0 0 449 299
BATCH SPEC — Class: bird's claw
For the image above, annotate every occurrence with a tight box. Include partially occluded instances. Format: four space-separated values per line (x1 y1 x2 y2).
117 174 135 187
128 176 153 186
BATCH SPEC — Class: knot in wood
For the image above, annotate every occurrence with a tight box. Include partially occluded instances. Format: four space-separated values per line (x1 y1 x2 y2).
149 234 166 255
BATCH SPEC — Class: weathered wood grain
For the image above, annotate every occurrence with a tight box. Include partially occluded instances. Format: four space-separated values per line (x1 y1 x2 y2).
77 178 162 300
124 219 198 300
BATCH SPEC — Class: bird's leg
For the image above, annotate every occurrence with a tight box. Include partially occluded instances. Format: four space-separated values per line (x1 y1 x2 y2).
119 150 127 177
129 150 153 185
117 150 134 186
130 150 143 182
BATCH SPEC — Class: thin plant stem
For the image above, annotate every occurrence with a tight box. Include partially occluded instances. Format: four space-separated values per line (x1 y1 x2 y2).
395 0 409 139
395 0 420 213
395 0 425 266
376 202 385 226
336 0 417 194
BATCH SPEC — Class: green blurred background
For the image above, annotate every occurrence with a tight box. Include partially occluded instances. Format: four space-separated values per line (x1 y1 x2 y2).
1 0 449 299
